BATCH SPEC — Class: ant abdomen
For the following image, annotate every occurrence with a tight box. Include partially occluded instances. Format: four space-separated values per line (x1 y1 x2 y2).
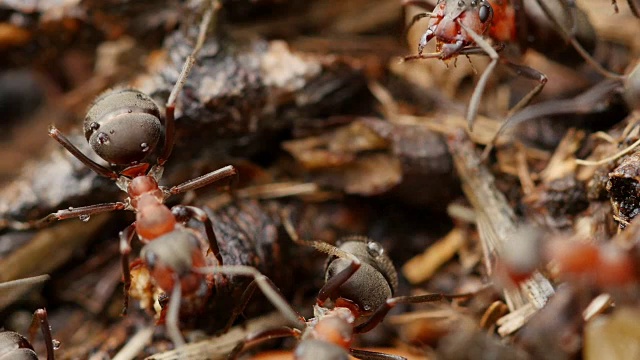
326 238 398 313
140 229 207 294
84 89 163 165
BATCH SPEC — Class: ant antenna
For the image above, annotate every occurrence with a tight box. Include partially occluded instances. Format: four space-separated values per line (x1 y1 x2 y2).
279 209 360 264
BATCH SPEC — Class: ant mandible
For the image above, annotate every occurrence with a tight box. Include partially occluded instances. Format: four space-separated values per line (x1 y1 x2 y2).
0 0 237 348
402 0 626 131
188 210 480 360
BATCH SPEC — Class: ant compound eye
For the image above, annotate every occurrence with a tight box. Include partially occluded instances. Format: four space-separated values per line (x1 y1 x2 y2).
367 242 384 258
478 2 493 23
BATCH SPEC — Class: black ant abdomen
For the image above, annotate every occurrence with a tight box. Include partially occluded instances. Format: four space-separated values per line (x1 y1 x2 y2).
83 89 163 166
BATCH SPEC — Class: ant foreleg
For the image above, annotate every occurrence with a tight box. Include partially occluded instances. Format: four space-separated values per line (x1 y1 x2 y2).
166 279 186 348
171 205 223 266
317 258 361 305
48 126 119 179
195 265 306 328
168 165 238 196
1 202 126 231
458 22 500 131
160 0 222 165
226 326 300 360
405 12 432 37
354 291 475 334
119 223 137 315
350 348 406 360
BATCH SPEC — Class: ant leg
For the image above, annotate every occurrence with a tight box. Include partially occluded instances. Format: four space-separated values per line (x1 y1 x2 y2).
119 223 137 315
1 202 126 231
222 280 258 333
533 0 624 79
354 291 476 334
458 22 500 131
501 61 547 118
168 165 238 196
195 265 306 328
159 0 222 165
405 12 432 37
227 326 300 360
171 205 223 266
483 79 621 158
480 62 547 158
350 348 406 360
166 279 186 348
28 309 55 360
280 210 362 305
317 259 361 305
402 51 442 62
49 126 118 179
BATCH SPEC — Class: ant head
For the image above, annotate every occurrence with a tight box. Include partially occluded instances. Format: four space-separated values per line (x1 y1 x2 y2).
84 89 162 166
140 229 206 294
445 0 493 23
325 237 398 314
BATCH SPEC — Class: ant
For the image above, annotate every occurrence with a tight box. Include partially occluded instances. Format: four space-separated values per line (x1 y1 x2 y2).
402 0 626 131
0 0 237 348
0 308 55 360
188 210 480 360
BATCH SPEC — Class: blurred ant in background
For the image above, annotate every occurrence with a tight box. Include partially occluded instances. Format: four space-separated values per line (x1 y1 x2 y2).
0 0 238 348
402 0 628 132
186 210 481 360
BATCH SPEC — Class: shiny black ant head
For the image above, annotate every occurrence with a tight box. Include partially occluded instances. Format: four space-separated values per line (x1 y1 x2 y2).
446 0 493 22
325 236 398 314
84 89 162 166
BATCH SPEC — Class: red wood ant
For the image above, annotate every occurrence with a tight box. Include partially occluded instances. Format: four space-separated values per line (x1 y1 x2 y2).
0 0 237 348
402 0 625 131
188 211 480 360
0 308 55 360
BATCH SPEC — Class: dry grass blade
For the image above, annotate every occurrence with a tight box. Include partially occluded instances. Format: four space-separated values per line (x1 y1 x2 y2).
145 312 289 360
447 131 555 334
